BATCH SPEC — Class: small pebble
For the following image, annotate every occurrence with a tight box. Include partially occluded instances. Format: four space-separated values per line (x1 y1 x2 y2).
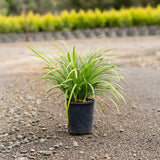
37 150 52 156
133 153 137 157
40 139 46 143
59 142 63 147
20 150 28 154
14 141 21 147
73 141 78 147
28 156 36 159
8 146 12 150
12 137 17 142
104 153 110 159
90 156 95 160
17 157 28 160
30 149 35 152
79 151 84 154
17 134 23 139
0 145 5 150
132 106 137 109
54 144 59 148
29 132 34 135
133 150 137 153
157 109 160 112
46 135 52 139
53 135 57 139
36 99 42 105
119 129 124 132
23 138 29 143
155 51 160 56
41 128 47 131
49 147 54 151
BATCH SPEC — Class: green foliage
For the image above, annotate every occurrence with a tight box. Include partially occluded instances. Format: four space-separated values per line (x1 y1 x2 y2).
56 0 160 11
4 0 54 15
29 41 126 123
0 5 160 33
0 0 9 15
0 14 24 33
1 0 160 16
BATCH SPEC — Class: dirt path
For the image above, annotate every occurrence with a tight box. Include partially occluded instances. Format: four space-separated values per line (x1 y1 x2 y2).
0 36 160 160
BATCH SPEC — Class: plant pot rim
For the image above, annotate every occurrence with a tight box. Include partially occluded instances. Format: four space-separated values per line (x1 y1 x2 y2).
69 99 95 105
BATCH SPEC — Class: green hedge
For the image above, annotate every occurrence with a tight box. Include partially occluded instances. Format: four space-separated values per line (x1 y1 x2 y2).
0 5 160 33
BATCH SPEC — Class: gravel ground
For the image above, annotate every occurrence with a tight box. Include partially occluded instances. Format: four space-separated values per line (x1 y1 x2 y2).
0 36 160 160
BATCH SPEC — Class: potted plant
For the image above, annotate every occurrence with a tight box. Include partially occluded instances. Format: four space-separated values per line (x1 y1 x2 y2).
28 41 126 134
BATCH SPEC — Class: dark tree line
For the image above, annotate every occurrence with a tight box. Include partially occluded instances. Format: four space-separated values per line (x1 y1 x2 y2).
0 0 160 15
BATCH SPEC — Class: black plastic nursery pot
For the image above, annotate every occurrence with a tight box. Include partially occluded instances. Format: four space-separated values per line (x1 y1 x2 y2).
68 99 94 135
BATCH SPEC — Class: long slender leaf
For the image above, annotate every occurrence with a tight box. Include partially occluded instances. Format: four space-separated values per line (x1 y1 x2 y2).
29 40 128 120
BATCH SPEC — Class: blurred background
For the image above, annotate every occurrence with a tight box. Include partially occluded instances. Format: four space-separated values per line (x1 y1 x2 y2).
0 1 160 160
0 0 160 15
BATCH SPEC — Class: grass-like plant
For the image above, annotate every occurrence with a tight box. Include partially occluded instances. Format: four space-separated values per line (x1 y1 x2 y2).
29 41 126 123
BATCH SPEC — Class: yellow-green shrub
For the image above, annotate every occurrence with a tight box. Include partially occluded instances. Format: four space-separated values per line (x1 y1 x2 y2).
0 14 24 33
0 5 160 33
27 11 41 32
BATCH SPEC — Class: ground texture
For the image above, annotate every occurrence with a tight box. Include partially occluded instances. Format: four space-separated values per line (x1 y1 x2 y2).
0 36 160 160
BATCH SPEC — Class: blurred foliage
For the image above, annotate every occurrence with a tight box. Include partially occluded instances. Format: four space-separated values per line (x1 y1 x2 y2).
0 0 9 15
0 0 160 15
0 5 160 33
2 0 55 15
